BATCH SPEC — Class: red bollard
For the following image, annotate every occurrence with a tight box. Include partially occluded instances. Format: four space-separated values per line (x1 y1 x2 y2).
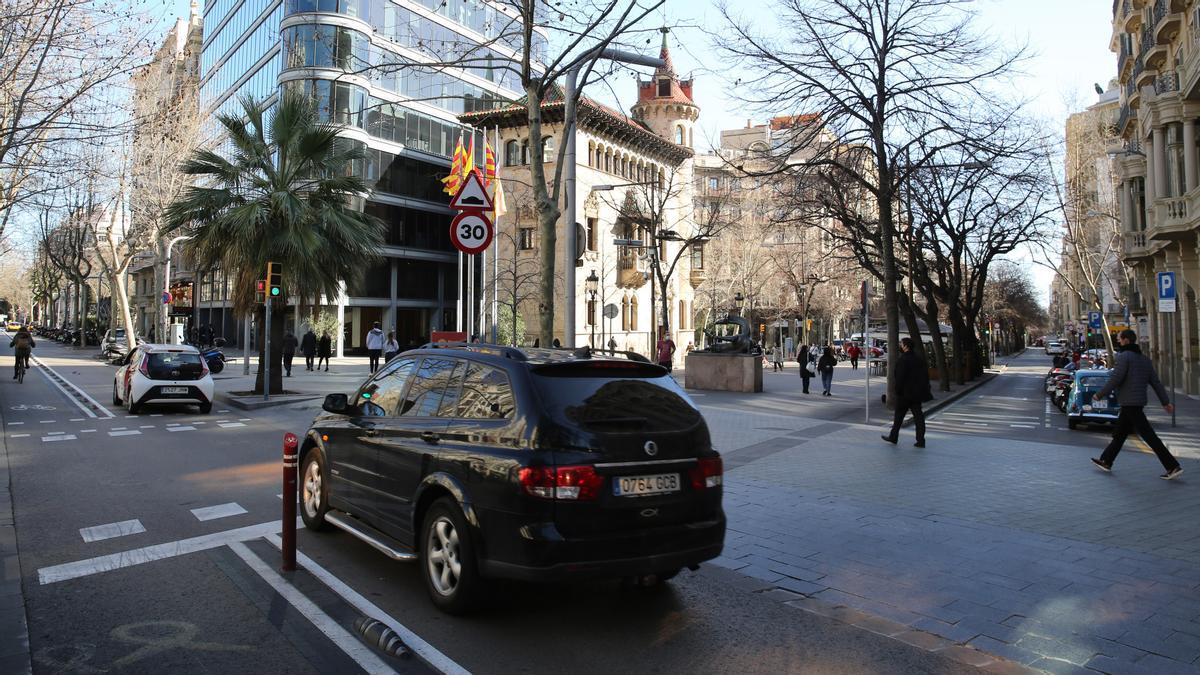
282 432 299 572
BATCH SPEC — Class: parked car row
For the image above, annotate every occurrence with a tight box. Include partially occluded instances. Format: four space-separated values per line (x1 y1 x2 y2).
1045 363 1119 430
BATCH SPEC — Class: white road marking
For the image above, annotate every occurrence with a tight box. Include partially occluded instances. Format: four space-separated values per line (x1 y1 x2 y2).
190 503 247 522
42 435 77 442
80 519 146 543
266 533 469 675
39 420 53 424
29 355 103 419
193 421 207 425
10 434 29 438
8 422 23 425
238 418 252 422
111 427 127 431
69 418 85 422
150 414 163 417
218 409 231 413
1009 424 1037 429
228 542 396 675
37 519 292 585
167 425 196 432
139 425 154 429
108 430 141 437
80 429 96 433
218 422 246 429
46 431 64 436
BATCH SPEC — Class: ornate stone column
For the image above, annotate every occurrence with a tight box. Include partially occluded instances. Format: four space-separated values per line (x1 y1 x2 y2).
1184 119 1197 193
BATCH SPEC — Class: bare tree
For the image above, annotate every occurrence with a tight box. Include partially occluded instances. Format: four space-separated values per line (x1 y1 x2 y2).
715 0 1026 404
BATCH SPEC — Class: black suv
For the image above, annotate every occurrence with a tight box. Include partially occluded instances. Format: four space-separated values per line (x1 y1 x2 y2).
299 344 725 613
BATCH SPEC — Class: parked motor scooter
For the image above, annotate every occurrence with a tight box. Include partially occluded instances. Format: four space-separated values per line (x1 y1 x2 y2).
201 337 227 374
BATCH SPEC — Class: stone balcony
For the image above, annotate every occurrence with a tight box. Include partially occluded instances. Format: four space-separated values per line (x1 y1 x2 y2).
689 267 707 288
1123 230 1154 260
1150 187 1200 240
1152 0 1182 45
617 252 648 288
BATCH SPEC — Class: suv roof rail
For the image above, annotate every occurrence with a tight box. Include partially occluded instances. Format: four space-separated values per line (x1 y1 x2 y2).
587 347 651 363
418 342 529 361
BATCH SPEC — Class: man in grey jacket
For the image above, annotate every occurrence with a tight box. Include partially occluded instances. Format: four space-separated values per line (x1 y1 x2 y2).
1091 329 1182 480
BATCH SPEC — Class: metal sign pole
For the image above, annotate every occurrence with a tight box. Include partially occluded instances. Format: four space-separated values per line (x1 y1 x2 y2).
1170 312 1176 427
264 298 271 402
863 280 870 424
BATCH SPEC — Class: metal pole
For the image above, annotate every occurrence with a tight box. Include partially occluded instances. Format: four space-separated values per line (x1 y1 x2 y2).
864 280 870 424
467 251 474 339
456 252 463 331
243 318 250 375
264 298 271 402
1170 312 1176 427
281 432 298 572
564 65 580 348
492 125 500 344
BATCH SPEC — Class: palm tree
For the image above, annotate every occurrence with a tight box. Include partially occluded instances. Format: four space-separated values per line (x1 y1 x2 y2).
165 92 385 394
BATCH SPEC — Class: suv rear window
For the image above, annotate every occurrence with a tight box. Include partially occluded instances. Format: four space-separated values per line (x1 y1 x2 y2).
531 362 701 431
146 352 203 379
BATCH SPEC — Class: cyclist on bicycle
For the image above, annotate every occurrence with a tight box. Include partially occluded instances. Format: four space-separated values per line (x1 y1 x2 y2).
10 326 34 379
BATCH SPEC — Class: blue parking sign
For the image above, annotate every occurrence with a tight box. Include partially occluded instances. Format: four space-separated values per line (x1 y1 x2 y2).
1088 311 1101 329
1157 272 1176 312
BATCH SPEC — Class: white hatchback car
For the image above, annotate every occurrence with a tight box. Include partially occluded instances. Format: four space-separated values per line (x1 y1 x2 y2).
113 344 214 414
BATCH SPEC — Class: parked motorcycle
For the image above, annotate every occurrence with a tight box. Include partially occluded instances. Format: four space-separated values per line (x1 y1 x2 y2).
201 338 227 374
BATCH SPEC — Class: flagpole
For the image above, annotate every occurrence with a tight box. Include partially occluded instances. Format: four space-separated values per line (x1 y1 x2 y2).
492 124 500 344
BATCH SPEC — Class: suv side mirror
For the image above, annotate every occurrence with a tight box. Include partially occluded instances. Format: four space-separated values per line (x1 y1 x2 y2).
323 393 350 415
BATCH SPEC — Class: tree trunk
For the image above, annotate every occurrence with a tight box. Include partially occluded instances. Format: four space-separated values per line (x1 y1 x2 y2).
922 297 951 393
947 304 968 385
878 191 901 409
110 266 137 350
898 292 928 363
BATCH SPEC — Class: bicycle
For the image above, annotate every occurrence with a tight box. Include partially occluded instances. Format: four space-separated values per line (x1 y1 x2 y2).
14 355 25 384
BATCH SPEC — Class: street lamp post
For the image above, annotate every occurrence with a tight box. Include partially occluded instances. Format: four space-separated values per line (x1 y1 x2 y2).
564 48 665 348
585 269 599 348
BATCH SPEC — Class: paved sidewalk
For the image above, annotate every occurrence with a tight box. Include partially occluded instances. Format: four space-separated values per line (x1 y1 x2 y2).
699 395 1200 673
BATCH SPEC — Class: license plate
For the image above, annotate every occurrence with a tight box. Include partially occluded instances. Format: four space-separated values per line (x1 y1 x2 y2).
161 386 188 394
1092 400 1108 409
614 473 679 497
1045 384 1056 392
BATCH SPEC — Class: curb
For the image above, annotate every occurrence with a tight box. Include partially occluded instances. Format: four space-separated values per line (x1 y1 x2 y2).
0 406 33 674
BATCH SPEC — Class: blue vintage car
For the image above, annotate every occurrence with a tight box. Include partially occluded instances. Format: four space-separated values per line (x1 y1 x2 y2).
1065 369 1119 430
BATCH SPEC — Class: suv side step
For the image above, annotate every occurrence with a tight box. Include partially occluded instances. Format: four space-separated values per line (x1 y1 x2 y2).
325 512 417 562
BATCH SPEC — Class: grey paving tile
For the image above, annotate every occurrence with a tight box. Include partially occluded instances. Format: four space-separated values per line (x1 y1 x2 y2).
1012 634 1097 666
967 635 1044 666
1129 652 1200 675
1027 657 1098 675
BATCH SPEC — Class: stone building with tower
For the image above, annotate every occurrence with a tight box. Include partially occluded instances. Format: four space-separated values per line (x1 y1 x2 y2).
461 32 703 362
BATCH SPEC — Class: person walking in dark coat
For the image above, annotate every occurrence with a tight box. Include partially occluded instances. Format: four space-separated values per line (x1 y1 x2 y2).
300 328 317 371
281 330 299 377
797 344 813 394
317 332 332 372
1091 329 1181 479
817 346 837 396
882 337 933 448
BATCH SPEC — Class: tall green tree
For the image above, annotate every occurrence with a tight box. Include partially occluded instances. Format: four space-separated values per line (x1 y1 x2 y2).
165 92 384 394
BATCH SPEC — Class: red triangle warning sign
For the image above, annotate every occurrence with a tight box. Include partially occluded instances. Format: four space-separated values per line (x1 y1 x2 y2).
450 170 494 211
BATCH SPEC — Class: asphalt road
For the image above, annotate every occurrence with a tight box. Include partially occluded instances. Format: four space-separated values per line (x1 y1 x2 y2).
0 337 985 674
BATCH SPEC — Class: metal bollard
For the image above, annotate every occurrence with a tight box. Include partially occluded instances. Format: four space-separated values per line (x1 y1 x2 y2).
282 432 298 572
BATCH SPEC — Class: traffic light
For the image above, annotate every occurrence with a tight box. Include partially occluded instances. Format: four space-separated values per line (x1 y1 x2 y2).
267 262 282 298
255 280 266 304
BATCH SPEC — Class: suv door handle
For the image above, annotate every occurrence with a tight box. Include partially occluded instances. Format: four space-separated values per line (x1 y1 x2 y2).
420 431 439 444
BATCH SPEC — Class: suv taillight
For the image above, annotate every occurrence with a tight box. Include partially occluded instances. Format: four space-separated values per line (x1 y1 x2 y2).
200 356 210 377
138 358 150 377
690 457 723 490
518 465 604 501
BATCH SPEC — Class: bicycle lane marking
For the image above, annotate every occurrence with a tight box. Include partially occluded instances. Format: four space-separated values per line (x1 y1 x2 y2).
29 355 116 419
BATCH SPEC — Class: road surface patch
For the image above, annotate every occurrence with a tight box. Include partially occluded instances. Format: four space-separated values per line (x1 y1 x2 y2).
80 519 146 543
191 503 248 522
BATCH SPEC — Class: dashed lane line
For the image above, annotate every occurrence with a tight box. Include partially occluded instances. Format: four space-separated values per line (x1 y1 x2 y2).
7 422 22 425
36 519 291 585
191 502 247 522
42 435 77 442
108 430 141 437
167 426 196 432
10 434 29 438
80 519 146 543
218 422 246 429
79 430 96 433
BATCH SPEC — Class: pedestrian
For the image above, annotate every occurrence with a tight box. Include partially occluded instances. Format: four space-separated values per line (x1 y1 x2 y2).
281 329 298 377
552 338 561 348
882 337 933 448
148 325 155 342
200 324 212 348
533 338 540 348
608 336 617 352
301 327 317 371
817 346 837 395
797 344 813 394
686 341 694 354
656 334 676 371
848 343 860 370
317 332 332 372
384 330 400 363
771 345 784 372
365 321 384 373
1090 329 1182 480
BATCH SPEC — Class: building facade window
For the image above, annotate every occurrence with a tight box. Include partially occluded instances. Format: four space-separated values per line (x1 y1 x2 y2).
630 295 638 331
691 242 704 270
504 140 519 166
586 217 597 251
1167 122 1186 198
657 79 670 96
518 227 535 250
621 297 630 330
674 126 684 145
542 136 555 160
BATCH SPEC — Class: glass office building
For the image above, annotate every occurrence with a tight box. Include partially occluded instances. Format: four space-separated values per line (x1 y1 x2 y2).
197 0 537 353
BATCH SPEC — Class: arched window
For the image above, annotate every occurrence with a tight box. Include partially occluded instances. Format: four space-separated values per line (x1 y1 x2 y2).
679 300 686 330
630 295 639 331
504 140 519 166
622 157 629 177
621 297 630 331
604 150 612 173
688 128 694 148
542 136 555 160
587 144 595 167
674 126 684 145
520 140 529 165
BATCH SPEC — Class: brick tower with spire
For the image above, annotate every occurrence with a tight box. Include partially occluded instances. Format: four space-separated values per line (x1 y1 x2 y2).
631 27 700 148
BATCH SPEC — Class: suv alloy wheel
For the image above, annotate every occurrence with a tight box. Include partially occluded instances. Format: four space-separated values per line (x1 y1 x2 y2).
420 497 480 614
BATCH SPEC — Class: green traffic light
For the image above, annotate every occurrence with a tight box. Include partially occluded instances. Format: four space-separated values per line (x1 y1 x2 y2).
270 287 280 296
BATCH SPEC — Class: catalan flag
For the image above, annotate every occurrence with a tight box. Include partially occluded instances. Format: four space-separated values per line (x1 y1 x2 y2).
483 138 496 186
492 177 507 219
441 136 466 195
463 132 476 177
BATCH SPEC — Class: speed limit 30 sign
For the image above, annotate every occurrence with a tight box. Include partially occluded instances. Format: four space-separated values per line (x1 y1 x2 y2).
450 210 494 254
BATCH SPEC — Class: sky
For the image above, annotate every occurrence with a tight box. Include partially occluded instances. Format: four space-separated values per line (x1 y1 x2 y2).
164 0 1118 306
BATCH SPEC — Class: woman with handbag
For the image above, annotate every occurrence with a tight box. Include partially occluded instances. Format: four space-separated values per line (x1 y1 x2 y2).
797 344 813 394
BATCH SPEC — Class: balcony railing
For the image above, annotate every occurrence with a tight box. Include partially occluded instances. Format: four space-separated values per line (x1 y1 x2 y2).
1154 0 1169 26
1166 196 1188 220
1156 70 1180 94
1124 231 1148 250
